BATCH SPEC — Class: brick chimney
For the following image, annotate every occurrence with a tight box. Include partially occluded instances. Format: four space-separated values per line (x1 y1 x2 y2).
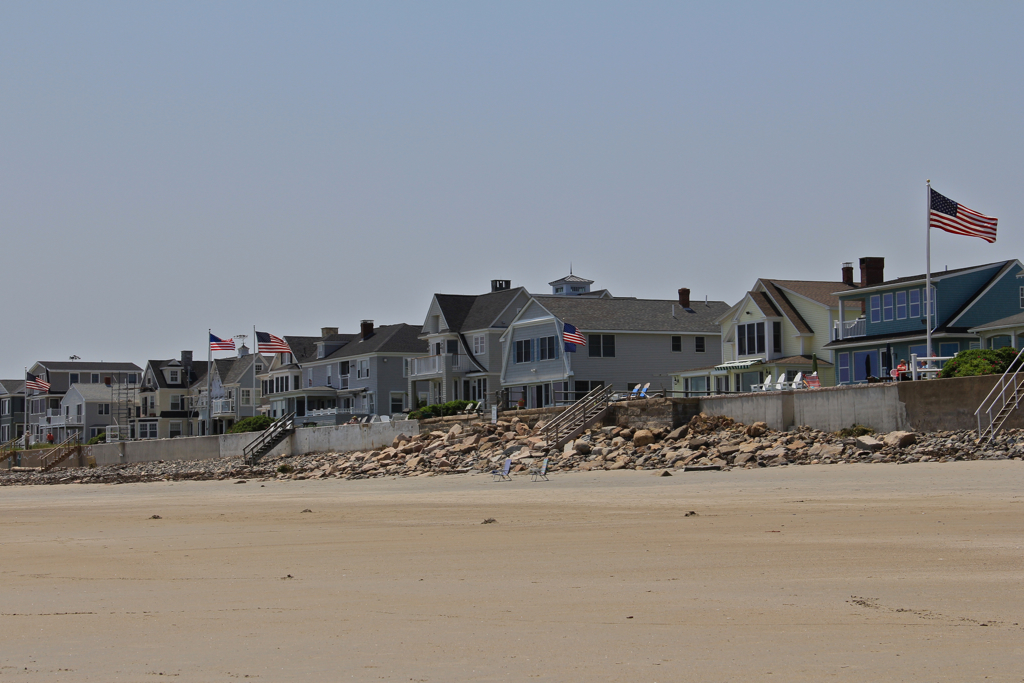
859 257 885 287
678 288 691 308
321 327 338 338
360 320 374 340
841 262 854 286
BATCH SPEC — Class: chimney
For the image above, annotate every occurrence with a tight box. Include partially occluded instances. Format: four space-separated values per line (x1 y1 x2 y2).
859 257 885 287
678 288 690 308
491 279 511 292
321 327 338 339
360 320 374 340
181 350 193 380
841 262 854 286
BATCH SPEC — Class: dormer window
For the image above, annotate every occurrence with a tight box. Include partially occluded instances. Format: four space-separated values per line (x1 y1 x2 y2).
555 286 564 294
317 345 325 359
169 370 179 383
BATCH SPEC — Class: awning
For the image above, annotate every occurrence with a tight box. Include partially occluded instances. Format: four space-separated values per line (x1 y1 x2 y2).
714 359 764 371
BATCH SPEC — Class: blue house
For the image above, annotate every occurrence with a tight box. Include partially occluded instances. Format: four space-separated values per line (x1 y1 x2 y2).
824 258 1024 383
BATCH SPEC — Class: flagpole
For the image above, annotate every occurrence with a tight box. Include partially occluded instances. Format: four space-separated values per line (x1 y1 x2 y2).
252 324 257 421
926 180 933 359
206 329 212 437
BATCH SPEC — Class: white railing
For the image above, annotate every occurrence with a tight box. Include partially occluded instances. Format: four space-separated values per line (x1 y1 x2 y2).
46 408 62 418
833 318 866 340
190 396 208 408
306 407 338 417
212 399 235 415
409 355 443 377
908 353 956 380
975 346 1024 441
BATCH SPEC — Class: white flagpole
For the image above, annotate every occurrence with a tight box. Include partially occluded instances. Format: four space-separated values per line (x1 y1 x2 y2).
926 180 933 359
206 329 212 437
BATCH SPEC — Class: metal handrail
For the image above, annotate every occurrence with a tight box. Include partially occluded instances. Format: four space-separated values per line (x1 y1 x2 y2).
243 412 295 465
1 436 20 464
542 384 613 446
975 346 1024 441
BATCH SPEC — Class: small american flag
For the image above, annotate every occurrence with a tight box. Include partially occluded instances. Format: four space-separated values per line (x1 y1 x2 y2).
210 333 236 351
563 323 586 346
256 331 291 354
930 188 998 243
26 372 50 392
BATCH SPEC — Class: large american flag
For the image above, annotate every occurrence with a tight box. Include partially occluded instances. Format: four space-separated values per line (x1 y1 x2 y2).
26 372 50 392
930 188 998 243
210 333 236 351
563 323 586 346
256 331 291 354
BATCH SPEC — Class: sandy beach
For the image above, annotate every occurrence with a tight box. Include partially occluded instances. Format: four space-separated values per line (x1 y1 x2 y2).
2 462 1022 682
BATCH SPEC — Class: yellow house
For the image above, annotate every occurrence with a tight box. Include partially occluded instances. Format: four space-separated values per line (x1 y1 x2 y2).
672 269 863 394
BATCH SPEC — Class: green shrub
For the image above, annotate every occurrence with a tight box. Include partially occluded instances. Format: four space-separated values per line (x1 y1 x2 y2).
87 433 107 445
939 347 1021 378
407 400 472 420
838 424 874 438
228 416 275 434
276 463 294 474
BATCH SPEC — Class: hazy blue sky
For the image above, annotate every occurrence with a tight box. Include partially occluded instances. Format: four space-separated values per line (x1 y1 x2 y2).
2 2 1022 377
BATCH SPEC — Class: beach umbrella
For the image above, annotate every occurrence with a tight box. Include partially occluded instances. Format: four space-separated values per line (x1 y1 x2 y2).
884 343 893 375
865 353 872 379
811 354 818 375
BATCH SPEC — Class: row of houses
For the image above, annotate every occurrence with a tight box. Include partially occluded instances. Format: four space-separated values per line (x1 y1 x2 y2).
4 260 1024 445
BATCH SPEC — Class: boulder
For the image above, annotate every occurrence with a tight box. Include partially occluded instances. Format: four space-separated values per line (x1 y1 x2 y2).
746 421 768 437
574 441 592 455
391 434 409 449
632 430 656 448
667 426 688 441
855 435 883 452
883 431 917 448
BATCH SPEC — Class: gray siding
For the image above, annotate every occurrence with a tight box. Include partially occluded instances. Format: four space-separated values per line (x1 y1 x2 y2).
504 320 564 385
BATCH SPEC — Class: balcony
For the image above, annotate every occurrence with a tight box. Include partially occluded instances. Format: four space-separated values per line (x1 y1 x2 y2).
306 407 338 417
211 399 235 416
833 318 866 340
409 355 443 378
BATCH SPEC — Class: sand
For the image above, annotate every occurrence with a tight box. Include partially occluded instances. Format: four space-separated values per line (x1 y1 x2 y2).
1 462 1022 682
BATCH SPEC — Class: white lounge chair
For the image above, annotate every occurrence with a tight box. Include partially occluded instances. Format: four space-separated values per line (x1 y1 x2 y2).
792 372 804 389
775 373 788 391
752 374 773 392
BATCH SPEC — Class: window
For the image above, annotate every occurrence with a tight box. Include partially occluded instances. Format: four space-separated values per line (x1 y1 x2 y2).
170 370 180 383
538 336 558 361
588 335 615 358
70 373 79 384
1020 286 1024 309
896 291 907 319
357 359 370 379
76 404 82 417
928 286 937 319
515 339 533 363
139 423 157 439
571 286 584 292
555 286 564 293
909 289 921 318
91 373 99 383
170 395 182 410
573 381 604 401
838 353 850 384
695 336 706 353
340 361 350 376
853 350 879 382
98 403 110 415
970 341 982 350
883 293 894 321
671 336 681 352
241 389 251 406
326 365 332 387
391 393 405 414
307 369 313 387
772 322 782 354
281 353 291 364
368 393 375 415
736 323 765 355
869 295 881 323
402 358 409 378
169 421 182 438
0 399 7 415
473 335 486 355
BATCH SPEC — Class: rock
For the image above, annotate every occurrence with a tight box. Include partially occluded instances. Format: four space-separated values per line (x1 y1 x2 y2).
632 429 656 447
884 431 917 448
657 470 672 477
687 437 707 448
667 426 688 441
733 453 753 466
405 456 423 469
391 434 409 448
719 445 740 456
574 441 592 455
855 435 883 452
516 423 530 436
448 423 463 437
746 421 768 437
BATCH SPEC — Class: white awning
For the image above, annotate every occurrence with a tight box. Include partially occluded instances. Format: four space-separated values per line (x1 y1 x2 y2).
714 359 764 371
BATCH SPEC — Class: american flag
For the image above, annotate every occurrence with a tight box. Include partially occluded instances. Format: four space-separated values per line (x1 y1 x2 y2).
26 372 50 392
563 323 586 346
210 333 236 351
930 188 998 243
256 331 291 354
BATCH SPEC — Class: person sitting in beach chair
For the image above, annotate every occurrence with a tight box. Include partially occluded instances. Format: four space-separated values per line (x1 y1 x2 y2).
492 458 512 481
530 457 549 482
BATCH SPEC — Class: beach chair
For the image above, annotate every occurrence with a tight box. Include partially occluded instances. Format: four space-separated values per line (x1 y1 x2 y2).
792 372 804 389
492 458 512 481
461 402 477 414
775 373 788 391
379 415 391 423
752 374 772 392
530 457 549 482
627 384 642 400
637 383 651 399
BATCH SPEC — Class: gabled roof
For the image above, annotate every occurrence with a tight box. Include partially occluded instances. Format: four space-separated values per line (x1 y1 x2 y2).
0 379 25 396
323 324 427 360
284 336 320 364
765 279 860 308
749 291 782 318
527 296 730 333
143 359 209 389
549 273 594 285
760 282 812 334
969 311 1024 332
432 287 528 333
33 361 142 373
946 260 1020 328
65 383 137 402
832 260 1012 296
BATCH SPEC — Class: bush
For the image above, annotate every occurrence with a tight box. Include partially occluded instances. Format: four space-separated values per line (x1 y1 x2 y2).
838 424 874 438
276 463 294 474
939 347 1020 378
407 400 472 420
87 433 107 445
228 416 275 434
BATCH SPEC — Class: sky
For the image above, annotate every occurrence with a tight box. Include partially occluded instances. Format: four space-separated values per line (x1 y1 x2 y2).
2 2 1023 377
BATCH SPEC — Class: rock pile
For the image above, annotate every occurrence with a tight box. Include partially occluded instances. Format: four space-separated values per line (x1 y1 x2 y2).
2 414 1021 486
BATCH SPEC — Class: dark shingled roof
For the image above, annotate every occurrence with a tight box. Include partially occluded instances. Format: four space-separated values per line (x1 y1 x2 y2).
760 282 813 334
35 361 142 372
144 359 209 389
831 260 1013 294
284 336 321 364
433 287 528 332
749 291 782 318
765 279 861 308
549 273 594 285
768 355 833 367
0 379 25 395
531 296 730 333
325 324 427 360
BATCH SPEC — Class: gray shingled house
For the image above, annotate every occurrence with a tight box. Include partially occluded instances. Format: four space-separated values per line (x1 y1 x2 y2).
134 352 210 439
0 379 26 444
499 288 729 407
25 361 142 443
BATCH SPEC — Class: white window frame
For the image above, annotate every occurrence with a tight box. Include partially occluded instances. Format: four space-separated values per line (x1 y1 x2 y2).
357 359 370 379
882 293 894 322
326 364 333 387
838 352 851 384
896 291 907 319
240 389 251 406
909 288 921 318
169 421 183 438
473 335 486 355
869 295 881 323
169 370 180 383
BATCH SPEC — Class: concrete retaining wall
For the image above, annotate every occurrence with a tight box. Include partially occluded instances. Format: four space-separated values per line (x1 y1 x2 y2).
80 420 419 467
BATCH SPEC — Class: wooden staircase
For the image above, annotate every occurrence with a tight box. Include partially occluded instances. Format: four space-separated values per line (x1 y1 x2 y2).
542 384 614 450
243 412 296 466
39 434 82 472
976 346 1024 443
1 436 21 466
